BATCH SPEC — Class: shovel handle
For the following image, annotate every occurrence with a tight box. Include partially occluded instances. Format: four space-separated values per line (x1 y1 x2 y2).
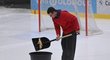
50 34 72 42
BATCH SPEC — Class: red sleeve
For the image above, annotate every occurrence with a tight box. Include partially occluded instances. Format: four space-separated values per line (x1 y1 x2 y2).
53 19 61 36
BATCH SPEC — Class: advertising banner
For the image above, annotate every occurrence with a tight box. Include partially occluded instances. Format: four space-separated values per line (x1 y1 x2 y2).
97 0 110 14
31 0 96 13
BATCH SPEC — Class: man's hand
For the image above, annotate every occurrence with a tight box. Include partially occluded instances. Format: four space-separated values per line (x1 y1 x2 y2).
56 34 60 41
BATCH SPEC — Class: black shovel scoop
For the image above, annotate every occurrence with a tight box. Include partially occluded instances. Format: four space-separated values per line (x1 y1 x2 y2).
32 34 72 51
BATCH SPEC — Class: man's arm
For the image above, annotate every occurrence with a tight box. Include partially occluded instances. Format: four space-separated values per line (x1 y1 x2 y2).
53 20 61 40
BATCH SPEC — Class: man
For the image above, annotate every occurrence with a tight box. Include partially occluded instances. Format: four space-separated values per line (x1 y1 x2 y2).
47 7 80 60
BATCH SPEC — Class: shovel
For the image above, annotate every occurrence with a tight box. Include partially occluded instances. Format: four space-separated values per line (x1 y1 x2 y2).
32 34 72 51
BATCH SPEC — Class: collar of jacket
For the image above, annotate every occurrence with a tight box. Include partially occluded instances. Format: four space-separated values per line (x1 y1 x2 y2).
55 10 61 19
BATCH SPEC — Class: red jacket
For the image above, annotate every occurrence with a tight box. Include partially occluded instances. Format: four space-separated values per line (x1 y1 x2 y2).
52 10 80 36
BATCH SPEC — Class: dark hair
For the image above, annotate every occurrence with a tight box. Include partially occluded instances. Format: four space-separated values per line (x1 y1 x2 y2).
47 7 56 14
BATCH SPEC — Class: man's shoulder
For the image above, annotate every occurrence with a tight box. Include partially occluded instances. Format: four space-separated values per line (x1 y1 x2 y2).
61 10 68 13
61 10 70 15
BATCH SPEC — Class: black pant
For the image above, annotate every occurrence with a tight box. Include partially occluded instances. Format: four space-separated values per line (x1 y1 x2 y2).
61 32 77 60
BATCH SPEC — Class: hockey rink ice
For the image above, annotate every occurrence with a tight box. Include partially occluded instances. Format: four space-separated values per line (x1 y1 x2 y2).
0 7 110 60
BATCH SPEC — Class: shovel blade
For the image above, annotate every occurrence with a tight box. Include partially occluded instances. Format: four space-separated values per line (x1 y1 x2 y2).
32 37 51 51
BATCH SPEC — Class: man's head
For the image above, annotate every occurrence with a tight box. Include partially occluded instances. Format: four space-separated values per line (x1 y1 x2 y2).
47 7 57 18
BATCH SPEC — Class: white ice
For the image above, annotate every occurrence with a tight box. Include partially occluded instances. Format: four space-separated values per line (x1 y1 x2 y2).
0 6 110 60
